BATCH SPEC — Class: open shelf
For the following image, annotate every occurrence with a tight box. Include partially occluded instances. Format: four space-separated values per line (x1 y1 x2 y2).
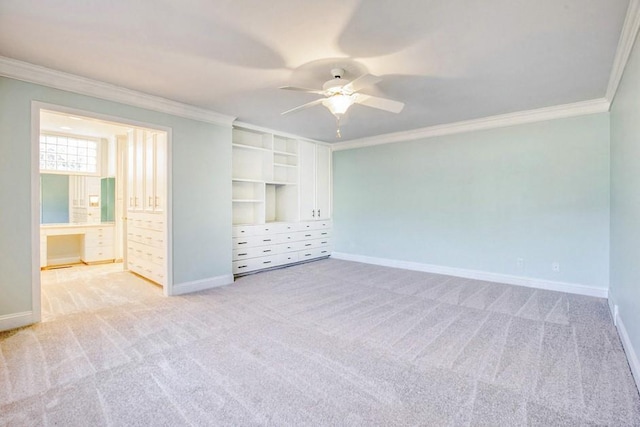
232 127 301 225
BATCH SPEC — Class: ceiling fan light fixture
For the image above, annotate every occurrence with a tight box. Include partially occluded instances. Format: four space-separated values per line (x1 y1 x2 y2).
323 93 356 117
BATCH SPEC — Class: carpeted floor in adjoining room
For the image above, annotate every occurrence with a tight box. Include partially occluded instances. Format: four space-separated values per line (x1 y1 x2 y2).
1 258 639 425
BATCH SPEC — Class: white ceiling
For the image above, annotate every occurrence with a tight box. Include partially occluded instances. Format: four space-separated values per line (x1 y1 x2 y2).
0 0 630 142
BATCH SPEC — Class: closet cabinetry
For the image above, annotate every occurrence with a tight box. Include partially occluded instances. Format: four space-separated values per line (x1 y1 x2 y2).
299 141 331 221
232 126 332 276
126 129 167 287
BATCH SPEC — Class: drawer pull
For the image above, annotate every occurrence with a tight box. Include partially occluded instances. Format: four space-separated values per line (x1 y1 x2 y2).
238 242 248 245
304 253 312 257
321 241 328 244
263 239 272 242
321 251 328 254
304 234 311 237
238 265 247 269
263 249 271 253
321 232 328 235
263 261 272 264
238 253 248 256
305 244 312 247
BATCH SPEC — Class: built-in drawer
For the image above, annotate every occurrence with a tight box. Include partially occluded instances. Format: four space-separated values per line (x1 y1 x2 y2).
279 252 299 265
232 254 280 274
233 245 279 260
232 225 254 237
83 245 114 262
232 234 284 249
252 223 289 235
292 222 315 232
298 247 331 261
310 221 332 230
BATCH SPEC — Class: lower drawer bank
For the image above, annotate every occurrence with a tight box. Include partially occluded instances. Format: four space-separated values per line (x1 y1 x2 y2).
232 221 331 275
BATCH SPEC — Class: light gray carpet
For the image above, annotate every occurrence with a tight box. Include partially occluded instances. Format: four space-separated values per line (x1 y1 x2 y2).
1 259 639 426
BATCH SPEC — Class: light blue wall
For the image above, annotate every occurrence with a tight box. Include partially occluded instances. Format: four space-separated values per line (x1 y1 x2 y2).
0 76 231 317
333 114 610 289
610 32 640 365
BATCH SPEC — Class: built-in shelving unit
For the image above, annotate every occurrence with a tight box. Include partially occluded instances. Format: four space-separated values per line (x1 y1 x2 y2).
232 128 300 225
231 125 332 275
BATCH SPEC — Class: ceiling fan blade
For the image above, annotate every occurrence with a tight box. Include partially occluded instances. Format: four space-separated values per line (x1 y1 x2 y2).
281 98 326 115
355 94 404 113
279 86 325 95
343 74 382 93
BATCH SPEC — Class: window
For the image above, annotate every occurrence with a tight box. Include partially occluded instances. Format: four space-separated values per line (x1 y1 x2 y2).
39 134 99 174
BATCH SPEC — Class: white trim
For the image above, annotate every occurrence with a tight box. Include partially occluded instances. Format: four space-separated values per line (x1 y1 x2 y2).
331 252 608 298
606 0 640 102
172 274 234 295
31 104 42 323
0 312 34 332
609 296 640 392
45 257 82 266
331 98 610 151
0 56 236 126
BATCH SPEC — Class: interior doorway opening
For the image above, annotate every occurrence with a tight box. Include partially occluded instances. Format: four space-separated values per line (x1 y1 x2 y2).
35 105 171 321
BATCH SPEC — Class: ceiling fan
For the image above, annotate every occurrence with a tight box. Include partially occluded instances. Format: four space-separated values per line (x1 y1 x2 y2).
280 68 404 138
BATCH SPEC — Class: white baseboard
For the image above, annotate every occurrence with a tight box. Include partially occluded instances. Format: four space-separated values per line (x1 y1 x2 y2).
0 311 35 332
45 256 81 267
331 252 608 298
608 296 640 392
172 274 234 296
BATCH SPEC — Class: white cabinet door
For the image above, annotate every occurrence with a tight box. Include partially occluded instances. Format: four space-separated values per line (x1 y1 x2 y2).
315 144 331 220
154 133 166 213
298 140 316 221
144 133 155 212
126 131 136 211
133 130 145 211
299 141 331 221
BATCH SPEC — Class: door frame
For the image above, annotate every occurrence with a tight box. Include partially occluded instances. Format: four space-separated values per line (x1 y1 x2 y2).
31 101 174 321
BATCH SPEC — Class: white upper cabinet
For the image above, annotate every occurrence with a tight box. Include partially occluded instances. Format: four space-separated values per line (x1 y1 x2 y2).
127 129 165 213
299 141 331 221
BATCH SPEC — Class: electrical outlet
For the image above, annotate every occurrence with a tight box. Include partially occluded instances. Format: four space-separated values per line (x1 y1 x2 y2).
552 262 560 272
516 258 524 270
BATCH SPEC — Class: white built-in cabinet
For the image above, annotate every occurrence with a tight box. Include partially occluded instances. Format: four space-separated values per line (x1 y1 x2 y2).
69 175 101 223
125 129 167 286
232 126 332 275
299 141 331 221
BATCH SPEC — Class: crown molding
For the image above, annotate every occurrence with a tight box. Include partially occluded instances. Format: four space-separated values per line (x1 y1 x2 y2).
0 56 236 126
606 0 640 102
332 98 610 151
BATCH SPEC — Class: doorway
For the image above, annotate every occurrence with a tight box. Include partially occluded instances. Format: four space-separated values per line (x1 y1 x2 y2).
33 103 172 321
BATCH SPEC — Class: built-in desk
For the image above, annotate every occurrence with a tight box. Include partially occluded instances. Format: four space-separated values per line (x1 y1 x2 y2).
40 223 115 268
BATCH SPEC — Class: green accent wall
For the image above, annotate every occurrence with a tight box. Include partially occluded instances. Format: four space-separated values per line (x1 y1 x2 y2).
610 31 640 368
40 173 69 224
333 113 610 289
0 76 231 317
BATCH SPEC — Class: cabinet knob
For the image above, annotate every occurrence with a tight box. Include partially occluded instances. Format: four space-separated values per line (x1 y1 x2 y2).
312 209 315 217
